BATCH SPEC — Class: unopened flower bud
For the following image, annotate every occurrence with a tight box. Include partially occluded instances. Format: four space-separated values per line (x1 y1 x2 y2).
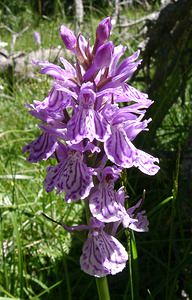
94 41 114 69
83 41 114 81
96 17 112 43
60 25 76 50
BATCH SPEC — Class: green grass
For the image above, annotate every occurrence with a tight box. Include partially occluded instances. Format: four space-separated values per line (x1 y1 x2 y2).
0 2 192 300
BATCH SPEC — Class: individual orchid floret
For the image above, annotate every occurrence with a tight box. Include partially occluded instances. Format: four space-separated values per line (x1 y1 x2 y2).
89 166 131 223
22 132 58 163
66 83 110 144
104 126 159 175
80 217 128 277
104 107 159 175
58 216 128 277
60 25 77 52
44 145 94 202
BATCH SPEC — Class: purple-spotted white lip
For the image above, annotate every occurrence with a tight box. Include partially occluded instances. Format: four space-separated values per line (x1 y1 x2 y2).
44 149 94 202
80 222 128 277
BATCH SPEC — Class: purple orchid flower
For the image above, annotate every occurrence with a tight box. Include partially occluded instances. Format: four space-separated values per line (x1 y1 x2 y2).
89 166 128 223
80 217 128 277
23 17 160 278
44 144 94 202
66 83 111 144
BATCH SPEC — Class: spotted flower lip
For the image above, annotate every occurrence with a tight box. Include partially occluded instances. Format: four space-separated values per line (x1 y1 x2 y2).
89 168 139 228
80 218 128 277
44 147 94 202
23 16 160 278
44 151 93 202
57 216 128 277
89 167 127 223
22 132 58 163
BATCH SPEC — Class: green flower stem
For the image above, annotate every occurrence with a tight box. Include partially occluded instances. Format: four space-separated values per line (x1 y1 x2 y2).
84 199 111 300
96 277 110 300
84 198 91 221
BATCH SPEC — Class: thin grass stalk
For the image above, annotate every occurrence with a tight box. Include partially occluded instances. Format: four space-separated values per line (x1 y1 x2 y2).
148 196 174 217
165 148 180 300
11 211 24 299
0 212 9 293
131 231 139 300
63 258 72 300
127 230 134 300
30 280 63 300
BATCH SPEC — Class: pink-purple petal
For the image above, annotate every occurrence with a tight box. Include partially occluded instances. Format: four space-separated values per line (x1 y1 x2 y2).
89 185 128 223
80 229 128 277
44 151 94 201
67 108 110 143
134 150 160 176
22 132 57 163
104 126 136 168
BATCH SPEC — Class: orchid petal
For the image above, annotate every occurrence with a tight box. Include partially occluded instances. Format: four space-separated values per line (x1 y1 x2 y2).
134 150 160 176
44 151 93 202
105 126 136 168
80 229 128 277
23 132 57 163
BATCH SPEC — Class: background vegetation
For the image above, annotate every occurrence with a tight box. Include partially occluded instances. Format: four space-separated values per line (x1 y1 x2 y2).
0 0 191 299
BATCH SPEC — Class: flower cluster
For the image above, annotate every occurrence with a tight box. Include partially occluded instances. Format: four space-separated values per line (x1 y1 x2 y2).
23 17 159 277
